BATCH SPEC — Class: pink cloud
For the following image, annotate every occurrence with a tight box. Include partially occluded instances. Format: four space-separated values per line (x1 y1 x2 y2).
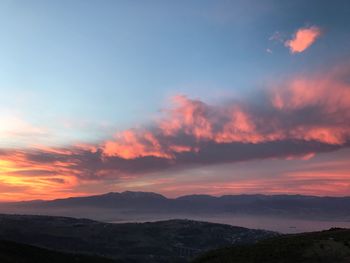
103 67 350 160
285 26 322 53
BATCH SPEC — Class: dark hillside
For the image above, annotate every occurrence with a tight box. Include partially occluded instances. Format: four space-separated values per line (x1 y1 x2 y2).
0 214 276 263
193 228 350 263
0 239 117 263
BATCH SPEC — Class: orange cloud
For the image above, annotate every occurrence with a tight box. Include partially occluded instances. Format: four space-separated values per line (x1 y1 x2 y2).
104 130 172 159
285 26 322 53
0 150 82 201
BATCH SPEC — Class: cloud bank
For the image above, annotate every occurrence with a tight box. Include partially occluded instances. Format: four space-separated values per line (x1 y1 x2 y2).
1 65 350 199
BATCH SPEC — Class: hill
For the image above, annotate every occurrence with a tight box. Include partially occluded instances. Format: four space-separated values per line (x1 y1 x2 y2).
0 214 276 263
193 228 350 263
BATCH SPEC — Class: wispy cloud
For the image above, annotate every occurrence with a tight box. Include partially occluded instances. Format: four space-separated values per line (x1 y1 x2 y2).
285 25 322 53
269 31 285 43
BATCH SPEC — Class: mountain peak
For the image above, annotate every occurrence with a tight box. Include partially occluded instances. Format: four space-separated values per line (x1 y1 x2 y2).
120 191 167 199
176 194 216 201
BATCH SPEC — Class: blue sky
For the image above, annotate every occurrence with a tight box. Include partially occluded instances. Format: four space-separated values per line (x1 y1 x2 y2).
1 0 349 147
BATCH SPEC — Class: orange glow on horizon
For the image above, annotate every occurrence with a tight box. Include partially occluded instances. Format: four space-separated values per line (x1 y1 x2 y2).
0 150 81 201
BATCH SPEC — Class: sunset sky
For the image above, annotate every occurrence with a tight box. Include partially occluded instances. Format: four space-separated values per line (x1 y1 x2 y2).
1 0 350 201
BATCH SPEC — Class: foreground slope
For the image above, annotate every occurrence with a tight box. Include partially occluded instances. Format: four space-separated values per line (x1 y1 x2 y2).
193 228 350 263
0 240 116 263
0 214 276 263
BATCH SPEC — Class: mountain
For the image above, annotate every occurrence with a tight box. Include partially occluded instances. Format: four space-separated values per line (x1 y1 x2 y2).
2 191 350 221
193 228 350 263
0 214 276 263
45 191 168 209
0 239 115 263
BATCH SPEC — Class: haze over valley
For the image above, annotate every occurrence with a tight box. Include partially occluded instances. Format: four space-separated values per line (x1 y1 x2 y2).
2 191 350 233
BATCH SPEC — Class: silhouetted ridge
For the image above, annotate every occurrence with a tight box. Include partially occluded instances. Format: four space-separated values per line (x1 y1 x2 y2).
2 192 350 220
176 194 216 201
120 191 167 199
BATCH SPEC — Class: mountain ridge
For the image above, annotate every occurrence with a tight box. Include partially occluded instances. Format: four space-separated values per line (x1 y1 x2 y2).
5 191 350 204
2 191 350 223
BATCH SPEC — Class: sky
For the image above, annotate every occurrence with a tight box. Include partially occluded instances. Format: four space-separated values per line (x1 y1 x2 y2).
0 0 350 201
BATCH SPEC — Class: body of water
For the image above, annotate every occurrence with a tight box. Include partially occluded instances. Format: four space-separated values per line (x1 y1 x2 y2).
111 213 350 233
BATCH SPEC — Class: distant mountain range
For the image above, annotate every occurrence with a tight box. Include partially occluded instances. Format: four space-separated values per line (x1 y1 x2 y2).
0 214 276 263
1 191 350 221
